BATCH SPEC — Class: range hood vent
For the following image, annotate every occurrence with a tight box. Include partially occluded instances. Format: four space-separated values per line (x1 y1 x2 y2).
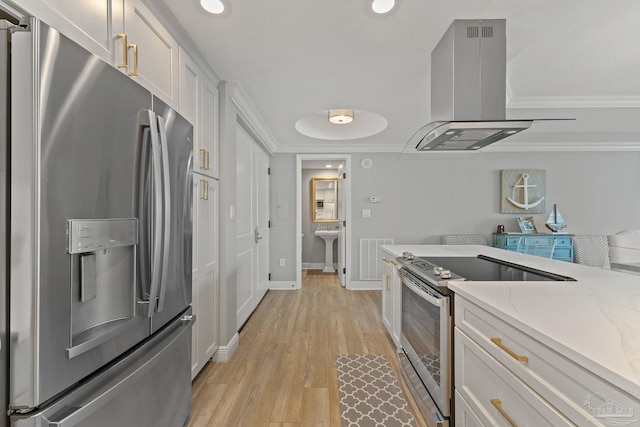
405 19 536 152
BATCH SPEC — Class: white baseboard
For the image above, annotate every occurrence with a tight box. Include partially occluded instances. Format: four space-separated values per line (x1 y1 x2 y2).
269 281 297 290
212 332 239 363
302 262 336 270
348 280 382 290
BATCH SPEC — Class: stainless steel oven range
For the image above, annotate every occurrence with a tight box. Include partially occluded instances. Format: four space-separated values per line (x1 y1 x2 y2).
396 253 575 427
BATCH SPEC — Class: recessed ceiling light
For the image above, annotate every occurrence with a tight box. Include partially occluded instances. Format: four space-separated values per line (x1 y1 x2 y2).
372 0 395 14
201 0 225 14
325 164 333 168
328 109 354 125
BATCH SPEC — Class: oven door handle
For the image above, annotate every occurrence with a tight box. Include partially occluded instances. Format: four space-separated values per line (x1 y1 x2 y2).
402 279 444 306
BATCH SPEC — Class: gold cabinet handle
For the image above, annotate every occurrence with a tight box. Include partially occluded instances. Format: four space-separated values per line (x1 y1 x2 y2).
199 148 206 170
205 150 210 170
491 338 529 362
117 34 128 68
385 275 390 291
127 43 138 76
491 399 519 427
382 258 398 265
200 179 209 200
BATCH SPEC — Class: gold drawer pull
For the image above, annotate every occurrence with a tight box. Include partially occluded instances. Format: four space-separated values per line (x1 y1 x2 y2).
385 275 390 291
200 179 209 200
200 148 206 169
491 399 519 427
117 33 128 68
128 43 138 76
382 258 397 265
491 338 529 362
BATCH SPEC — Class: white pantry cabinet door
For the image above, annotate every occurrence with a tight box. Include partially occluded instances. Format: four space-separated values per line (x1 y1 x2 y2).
123 0 179 108
191 175 219 378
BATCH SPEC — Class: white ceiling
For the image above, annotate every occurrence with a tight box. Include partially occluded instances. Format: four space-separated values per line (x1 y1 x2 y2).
150 0 640 153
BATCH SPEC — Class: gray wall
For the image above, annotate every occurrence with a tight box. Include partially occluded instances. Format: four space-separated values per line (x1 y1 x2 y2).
270 151 640 282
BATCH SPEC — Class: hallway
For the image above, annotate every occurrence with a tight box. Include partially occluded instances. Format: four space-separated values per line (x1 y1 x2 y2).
188 270 427 426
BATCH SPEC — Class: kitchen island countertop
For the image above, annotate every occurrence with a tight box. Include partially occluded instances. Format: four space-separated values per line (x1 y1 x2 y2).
382 244 640 401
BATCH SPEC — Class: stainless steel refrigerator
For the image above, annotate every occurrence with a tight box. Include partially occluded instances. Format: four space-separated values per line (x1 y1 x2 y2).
1 16 194 427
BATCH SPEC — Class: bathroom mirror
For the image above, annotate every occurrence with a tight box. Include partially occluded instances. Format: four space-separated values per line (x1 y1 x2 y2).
312 178 338 222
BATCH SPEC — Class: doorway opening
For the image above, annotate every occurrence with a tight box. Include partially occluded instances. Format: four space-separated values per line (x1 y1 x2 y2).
296 155 351 289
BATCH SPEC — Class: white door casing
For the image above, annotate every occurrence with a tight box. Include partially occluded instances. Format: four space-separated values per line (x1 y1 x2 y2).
337 172 346 287
255 145 270 297
296 154 351 289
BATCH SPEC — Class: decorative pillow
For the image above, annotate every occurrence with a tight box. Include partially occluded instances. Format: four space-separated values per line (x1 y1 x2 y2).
574 235 611 269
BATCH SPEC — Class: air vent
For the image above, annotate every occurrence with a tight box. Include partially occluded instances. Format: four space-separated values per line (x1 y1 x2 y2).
482 26 494 38
467 26 479 38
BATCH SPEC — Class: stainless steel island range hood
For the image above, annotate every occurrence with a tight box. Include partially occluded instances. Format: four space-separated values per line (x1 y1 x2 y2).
405 19 535 152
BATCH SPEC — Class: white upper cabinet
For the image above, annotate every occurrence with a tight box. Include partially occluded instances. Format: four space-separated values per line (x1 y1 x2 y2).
17 0 116 63
119 0 179 108
18 0 178 109
200 79 219 178
180 48 219 178
179 49 199 125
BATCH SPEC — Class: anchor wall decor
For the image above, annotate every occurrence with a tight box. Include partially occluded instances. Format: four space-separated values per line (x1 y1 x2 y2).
500 169 546 214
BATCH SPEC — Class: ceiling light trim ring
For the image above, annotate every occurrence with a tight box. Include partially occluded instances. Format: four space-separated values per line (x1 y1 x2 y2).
328 109 354 125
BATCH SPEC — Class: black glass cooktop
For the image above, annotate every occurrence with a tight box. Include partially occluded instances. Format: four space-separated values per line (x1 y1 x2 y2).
420 255 576 282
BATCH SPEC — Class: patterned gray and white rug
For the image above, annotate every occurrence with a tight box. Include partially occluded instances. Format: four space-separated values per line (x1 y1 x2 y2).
336 354 416 427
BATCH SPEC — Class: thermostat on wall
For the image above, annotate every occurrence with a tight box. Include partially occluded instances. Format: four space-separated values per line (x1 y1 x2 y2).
360 158 373 169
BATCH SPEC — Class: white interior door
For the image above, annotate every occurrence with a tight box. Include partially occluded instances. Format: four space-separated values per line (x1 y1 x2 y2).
337 172 346 287
235 126 269 329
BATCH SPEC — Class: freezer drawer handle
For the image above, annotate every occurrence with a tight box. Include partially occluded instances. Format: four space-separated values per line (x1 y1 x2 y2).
180 314 195 323
48 317 193 427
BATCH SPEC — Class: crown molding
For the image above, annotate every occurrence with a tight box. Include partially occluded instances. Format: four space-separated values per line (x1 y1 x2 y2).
507 95 640 109
229 83 279 155
275 142 401 154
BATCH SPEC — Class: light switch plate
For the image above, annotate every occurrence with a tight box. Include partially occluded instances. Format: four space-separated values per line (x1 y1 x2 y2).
362 209 371 218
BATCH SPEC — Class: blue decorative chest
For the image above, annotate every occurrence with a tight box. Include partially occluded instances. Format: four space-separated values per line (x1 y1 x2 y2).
492 233 574 262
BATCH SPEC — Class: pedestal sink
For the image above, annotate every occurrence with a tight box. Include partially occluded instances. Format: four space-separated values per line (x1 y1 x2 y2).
315 229 339 272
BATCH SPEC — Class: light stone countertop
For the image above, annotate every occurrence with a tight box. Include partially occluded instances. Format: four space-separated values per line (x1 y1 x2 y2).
381 244 640 400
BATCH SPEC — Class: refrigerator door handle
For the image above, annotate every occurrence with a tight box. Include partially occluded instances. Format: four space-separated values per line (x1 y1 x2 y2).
155 115 171 313
138 110 163 317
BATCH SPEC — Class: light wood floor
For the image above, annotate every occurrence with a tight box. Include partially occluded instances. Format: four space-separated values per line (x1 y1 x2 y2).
188 270 428 427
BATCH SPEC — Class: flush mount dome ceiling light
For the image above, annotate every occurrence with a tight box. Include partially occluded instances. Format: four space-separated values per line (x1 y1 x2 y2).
328 109 354 125
372 0 395 14
201 0 225 14
295 109 388 140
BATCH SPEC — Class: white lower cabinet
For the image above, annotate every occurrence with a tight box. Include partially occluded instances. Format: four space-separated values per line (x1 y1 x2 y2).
454 390 485 427
380 251 401 349
191 175 219 379
454 296 638 427
381 259 393 334
455 328 573 426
